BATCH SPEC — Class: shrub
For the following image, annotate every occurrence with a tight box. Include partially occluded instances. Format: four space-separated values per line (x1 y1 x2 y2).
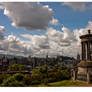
43 78 48 85
2 80 24 87
9 81 24 87
23 75 32 86
1 76 15 86
47 78 57 83
14 73 24 81
31 80 41 85
0 74 10 84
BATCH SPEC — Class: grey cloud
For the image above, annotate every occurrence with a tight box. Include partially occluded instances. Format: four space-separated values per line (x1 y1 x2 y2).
2 2 53 30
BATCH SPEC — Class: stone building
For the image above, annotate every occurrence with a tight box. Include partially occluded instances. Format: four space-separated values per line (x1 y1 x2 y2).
78 30 92 74
73 30 92 83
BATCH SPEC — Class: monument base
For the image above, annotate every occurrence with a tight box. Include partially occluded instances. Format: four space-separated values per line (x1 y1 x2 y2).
75 61 92 83
78 61 92 74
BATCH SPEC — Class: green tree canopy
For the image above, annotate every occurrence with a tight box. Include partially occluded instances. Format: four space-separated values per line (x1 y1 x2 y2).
1 73 24 87
32 64 48 76
8 64 29 72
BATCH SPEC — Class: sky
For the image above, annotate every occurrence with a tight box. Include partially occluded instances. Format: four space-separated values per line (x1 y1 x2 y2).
0 2 91 58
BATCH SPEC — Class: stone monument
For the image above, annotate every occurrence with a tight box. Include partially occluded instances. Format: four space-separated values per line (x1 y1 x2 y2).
78 30 92 74
76 30 92 83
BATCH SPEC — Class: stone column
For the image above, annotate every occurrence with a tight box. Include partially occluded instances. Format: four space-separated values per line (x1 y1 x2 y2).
87 42 89 60
84 42 86 61
87 72 90 83
81 42 84 60
87 42 91 60
90 43 91 60
91 42 92 60
82 42 86 61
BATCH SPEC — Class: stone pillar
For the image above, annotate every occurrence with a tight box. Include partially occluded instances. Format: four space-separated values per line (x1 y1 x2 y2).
84 42 86 61
87 42 89 60
85 43 88 60
82 42 86 61
73 70 77 80
81 42 84 60
90 43 91 60
87 72 90 83
91 42 92 60
87 42 90 60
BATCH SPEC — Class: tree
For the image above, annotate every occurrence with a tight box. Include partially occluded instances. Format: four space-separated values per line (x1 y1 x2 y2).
1 73 25 87
23 75 32 86
0 74 10 84
31 64 48 84
32 64 48 76
8 64 29 72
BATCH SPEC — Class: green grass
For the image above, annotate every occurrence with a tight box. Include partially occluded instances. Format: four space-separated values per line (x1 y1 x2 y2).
36 80 92 87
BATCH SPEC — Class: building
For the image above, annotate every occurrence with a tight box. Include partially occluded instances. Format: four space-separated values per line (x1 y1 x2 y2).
73 30 92 83
0 56 9 71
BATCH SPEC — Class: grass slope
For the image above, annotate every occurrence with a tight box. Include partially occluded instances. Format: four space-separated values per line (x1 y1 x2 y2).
36 80 92 87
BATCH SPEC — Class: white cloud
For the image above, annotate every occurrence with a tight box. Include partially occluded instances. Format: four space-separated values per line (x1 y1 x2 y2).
62 2 90 11
50 18 59 25
0 22 91 58
21 34 49 50
2 2 53 30
0 26 6 40
73 21 92 38
0 26 5 32
21 25 79 57
46 26 77 47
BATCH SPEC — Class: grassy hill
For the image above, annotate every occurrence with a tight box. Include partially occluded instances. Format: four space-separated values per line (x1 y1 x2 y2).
35 80 92 87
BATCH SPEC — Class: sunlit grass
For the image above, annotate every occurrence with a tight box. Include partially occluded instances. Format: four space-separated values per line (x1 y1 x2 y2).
36 80 92 87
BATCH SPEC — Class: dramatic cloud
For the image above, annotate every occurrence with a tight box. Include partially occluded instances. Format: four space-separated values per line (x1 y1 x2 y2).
0 22 91 58
2 2 53 30
0 6 91 58
21 25 79 57
0 2 92 58
62 2 92 11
